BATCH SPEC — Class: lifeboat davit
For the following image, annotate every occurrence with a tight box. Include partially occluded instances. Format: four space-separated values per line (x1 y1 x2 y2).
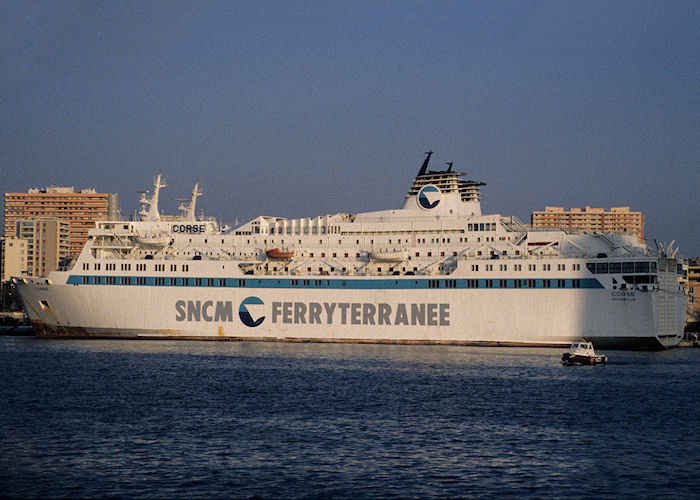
266 248 294 260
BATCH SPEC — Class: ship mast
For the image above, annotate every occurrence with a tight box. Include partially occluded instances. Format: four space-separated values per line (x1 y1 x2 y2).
177 182 202 221
139 173 166 221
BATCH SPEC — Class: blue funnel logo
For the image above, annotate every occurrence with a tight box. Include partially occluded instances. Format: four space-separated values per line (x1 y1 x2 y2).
418 185 441 209
239 296 265 327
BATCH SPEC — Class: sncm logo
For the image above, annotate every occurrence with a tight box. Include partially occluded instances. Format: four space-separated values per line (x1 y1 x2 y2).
417 185 441 210
239 296 266 327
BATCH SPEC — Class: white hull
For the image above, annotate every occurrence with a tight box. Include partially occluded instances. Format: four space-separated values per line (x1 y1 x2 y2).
18 265 685 350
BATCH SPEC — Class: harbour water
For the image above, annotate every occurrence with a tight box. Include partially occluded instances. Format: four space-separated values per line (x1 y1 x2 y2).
0 336 697 498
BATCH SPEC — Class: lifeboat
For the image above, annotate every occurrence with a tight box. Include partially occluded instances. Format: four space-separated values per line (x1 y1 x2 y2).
369 249 408 262
266 248 294 260
134 233 170 247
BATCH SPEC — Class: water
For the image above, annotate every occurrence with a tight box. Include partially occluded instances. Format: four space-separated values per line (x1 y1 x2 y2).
0 336 697 499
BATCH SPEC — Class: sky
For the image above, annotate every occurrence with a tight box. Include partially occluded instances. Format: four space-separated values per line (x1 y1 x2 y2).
1 0 698 256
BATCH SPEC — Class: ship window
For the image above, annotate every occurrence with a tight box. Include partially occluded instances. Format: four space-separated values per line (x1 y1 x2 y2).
635 262 649 273
622 262 634 273
650 262 657 273
586 263 596 274
609 262 621 273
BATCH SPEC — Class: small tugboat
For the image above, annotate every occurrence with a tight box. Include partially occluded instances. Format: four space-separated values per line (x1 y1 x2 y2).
562 340 608 366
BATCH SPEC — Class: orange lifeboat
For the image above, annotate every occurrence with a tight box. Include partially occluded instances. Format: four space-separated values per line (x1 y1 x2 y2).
265 248 294 260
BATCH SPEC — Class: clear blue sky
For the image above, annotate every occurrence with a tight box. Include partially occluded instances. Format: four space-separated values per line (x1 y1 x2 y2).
1 1 698 256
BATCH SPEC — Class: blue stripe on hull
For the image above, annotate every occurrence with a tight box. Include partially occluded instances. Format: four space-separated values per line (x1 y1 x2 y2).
66 275 604 289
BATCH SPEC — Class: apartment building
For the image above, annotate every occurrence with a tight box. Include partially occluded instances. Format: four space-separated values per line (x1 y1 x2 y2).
14 218 71 277
3 186 118 257
531 206 644 241
687 257 700 326
0 237 28 282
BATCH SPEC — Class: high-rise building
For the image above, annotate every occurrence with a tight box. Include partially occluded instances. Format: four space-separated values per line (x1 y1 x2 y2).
14 218 71 277
3 186 118 257
687 257 700 327
0 237 28 282
531 206 644 241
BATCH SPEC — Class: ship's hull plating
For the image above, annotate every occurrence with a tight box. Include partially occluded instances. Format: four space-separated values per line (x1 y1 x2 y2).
17 276 686 350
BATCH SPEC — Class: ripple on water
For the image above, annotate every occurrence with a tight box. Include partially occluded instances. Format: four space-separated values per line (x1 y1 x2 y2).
0 337 698 498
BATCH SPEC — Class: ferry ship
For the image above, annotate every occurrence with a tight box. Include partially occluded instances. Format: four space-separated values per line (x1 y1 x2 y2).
15 153 688 349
